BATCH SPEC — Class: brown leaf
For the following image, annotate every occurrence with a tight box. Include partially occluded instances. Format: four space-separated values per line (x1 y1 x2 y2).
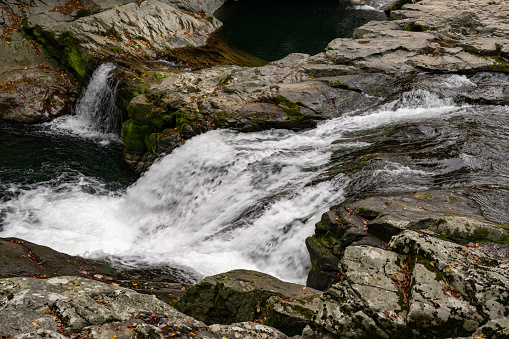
32 322 40 328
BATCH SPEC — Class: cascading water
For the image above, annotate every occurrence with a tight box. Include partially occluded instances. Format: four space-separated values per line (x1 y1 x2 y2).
45 63 122 141
0 84 470 284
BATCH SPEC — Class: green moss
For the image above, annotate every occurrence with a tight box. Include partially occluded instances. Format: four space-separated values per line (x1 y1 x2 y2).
274 95 305 121
73 9 91 19
497 224 509 231
417 256 444 281
405 22 429 32
330 81 361 92
22 26 89 83
105 44 125 54
121 120 154 154
472 227 509 244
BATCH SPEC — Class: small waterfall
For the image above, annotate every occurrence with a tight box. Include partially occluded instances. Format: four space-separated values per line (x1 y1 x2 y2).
75 63 121 134
43 63 122 141
0 80 476 283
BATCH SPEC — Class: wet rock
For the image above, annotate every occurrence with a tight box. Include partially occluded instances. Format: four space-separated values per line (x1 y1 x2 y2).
0 237 193 304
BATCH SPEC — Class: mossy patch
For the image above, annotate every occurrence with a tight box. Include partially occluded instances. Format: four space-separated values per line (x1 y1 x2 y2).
473 227 509 244
121 120 154 154
274 95 305 122
330 81 361 92
405 22 429 32
22 26 89 83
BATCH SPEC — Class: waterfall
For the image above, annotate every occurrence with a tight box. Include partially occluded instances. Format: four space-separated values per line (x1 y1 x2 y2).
75 63 122 134
353 0 400 11
0 87 467 284
44 63 122 141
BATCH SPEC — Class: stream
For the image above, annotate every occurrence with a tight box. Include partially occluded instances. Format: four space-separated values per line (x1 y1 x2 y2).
2 62 509 284
2 4 509 285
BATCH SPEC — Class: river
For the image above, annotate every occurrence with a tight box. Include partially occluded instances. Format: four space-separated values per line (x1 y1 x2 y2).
2 6 509 285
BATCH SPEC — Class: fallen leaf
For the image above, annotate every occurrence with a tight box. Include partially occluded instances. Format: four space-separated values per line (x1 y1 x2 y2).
32 322 40 328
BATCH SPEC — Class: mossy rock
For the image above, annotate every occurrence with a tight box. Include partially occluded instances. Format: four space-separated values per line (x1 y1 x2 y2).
22 26 90 83
121 120 154 154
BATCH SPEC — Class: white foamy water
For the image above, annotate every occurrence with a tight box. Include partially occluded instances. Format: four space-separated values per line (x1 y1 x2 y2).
43 63 121 144
0 89 466 283
352 0 396 11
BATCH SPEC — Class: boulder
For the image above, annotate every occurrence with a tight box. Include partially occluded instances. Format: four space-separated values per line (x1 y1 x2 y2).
175 269 323 336
0 237 192 303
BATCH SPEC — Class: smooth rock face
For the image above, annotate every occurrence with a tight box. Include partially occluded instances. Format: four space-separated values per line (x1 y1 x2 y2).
0 31 77 123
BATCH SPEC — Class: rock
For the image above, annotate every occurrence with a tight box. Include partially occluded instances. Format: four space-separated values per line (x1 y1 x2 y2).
300 188 509 337
0 275 204 337
0 31 78 123
162 0 228 14
0 275 290 338
57 0 222 59
0 237 193 303
207 322 288 339
175 269 323 336
0 0 226 124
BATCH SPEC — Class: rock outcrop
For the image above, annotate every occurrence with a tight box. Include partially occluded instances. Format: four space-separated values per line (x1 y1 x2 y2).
119 0 509 170
177 190 509 338
0 237 194 303
0 275 289 338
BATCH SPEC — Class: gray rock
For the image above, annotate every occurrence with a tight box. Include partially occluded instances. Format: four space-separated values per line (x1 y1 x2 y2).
57 0 222 58
0 275 291 338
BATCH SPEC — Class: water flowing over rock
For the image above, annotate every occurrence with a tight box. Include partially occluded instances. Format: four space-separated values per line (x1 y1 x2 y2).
177 190 509 338
0 0 224 124
119 0 509 170
74 62 121 134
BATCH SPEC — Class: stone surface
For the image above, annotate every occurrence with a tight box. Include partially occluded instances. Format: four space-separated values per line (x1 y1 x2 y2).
299 188 509 337
58 0 222 59
175 269 322 335
0 275 290 339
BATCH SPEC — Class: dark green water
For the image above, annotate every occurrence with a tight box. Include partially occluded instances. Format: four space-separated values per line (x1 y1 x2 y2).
214 0 387 62
0 121 135 194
